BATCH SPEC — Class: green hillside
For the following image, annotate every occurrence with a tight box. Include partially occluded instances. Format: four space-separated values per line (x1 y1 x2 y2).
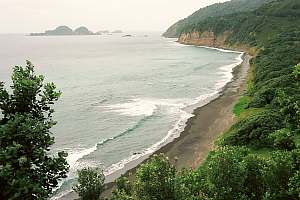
111 0 300 199
163 0 274 38
178 0 300 48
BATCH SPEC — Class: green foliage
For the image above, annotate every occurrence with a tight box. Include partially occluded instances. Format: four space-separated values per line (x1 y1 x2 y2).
233 96 250 117
205 147 249 200
0 61 68 199
293 63 300 80
111 176 133 200
134 154 176 200
73 167 105 200
268 129 296 150
224 110 285 147
274 90 300 129
262 151 298 199
288 171 300 198
174 168 208 200
163 0 274 38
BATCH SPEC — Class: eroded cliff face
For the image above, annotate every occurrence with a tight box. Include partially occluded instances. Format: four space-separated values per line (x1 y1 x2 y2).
178 31 230 47
178 31 255 55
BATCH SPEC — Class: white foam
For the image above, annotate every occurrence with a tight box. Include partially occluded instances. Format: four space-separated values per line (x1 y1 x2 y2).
51 143 99 199
100 98 185 117
171 42 244 92
102 91 223 177
66 144 98 168
197 45 244 54
215 52 244 90
103 109 193 176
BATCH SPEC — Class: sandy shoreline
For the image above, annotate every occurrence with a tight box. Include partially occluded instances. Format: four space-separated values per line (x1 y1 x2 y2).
59 51 251 200
158 53 250 169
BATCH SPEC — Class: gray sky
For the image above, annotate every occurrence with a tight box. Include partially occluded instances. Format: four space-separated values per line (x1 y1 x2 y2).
0 0 228 33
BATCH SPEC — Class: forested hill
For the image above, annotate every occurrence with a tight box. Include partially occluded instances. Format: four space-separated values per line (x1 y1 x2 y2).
163 0 274 38
176 0 300 51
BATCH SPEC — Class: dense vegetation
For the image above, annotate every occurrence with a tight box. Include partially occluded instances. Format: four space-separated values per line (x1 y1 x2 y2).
0 62 69 199
111 0 300 199
163 0 274 38
73 167 105 200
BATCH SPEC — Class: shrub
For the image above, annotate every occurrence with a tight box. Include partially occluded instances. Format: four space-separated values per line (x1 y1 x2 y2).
134 154 176 200
224 110 284 146
73 168 105 200
268 129 296 150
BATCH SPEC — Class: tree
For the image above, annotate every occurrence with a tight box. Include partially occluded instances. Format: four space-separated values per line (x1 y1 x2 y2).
73 167 105 200
0 61 69 199
242 155 266 200
174 168 209 200
275 90 300 129
262 151 296 199
111 176 133 200
288 171 300 198
134 154 176 200
205 147 249 200
293 63 300 80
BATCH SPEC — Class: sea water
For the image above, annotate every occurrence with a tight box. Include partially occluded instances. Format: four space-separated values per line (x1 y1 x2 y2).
0 33 242 198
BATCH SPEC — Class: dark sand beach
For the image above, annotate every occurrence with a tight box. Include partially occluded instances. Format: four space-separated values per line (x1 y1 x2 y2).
158 53 250 169
60 53 251 200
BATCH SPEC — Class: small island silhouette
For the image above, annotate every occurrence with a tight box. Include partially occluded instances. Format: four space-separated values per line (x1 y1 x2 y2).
30 26 123 36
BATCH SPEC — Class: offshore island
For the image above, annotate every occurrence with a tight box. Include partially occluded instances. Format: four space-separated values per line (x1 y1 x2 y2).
30 26 123 36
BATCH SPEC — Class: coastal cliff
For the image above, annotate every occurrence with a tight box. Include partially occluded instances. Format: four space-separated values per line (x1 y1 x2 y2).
178 31 256 55
178 31 229 47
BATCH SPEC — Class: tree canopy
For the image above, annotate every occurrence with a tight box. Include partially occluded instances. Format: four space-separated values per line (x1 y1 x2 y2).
0 61 69 199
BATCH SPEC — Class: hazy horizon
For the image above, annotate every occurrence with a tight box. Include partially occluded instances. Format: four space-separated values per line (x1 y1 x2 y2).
0 0 228 34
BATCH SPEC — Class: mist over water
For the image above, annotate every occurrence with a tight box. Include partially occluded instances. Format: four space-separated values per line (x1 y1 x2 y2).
0 33 242 198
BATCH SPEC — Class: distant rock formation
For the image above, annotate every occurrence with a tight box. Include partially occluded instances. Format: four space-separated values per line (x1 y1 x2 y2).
47 26 73 35
30 26 96 36
74 26 93 35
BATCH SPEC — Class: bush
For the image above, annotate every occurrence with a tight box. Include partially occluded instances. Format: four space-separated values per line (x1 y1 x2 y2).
224 110 284 146
73 168 105 200
288 171 300 198
111 176 133 200
204 147 249 200
293 63 300 80
268 129 296 150
134 154 176 200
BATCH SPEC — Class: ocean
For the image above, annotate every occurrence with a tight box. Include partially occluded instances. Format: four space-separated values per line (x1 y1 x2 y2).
0 33 242 199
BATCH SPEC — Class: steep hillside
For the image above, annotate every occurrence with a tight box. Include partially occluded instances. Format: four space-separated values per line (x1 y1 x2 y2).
177 0 300 52
163 0 274 38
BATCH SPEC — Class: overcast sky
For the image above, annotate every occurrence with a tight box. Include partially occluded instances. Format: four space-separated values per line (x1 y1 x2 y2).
0 0 228 33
